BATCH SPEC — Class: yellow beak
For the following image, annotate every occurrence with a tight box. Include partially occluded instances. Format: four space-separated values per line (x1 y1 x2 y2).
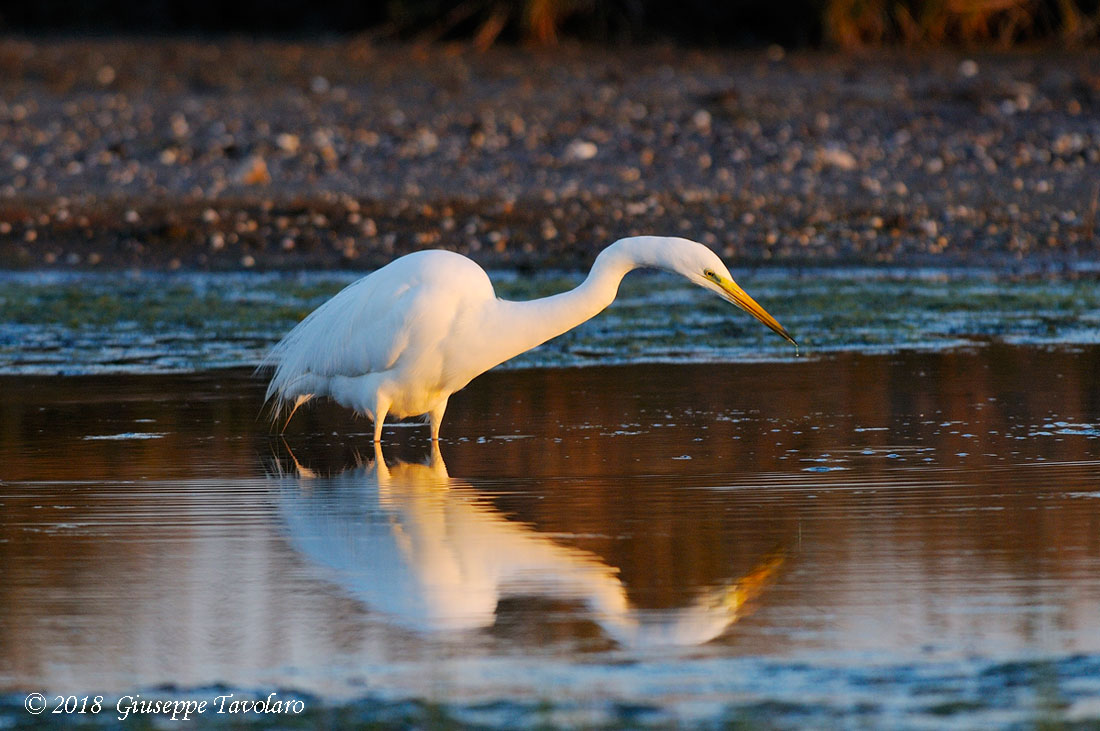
716 276 797 345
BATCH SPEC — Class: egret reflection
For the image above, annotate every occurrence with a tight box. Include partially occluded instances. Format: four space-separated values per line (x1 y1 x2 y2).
275 443 784 648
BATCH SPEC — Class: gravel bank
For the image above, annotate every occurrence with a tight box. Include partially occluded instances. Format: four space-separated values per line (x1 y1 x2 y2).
0 38 1098 270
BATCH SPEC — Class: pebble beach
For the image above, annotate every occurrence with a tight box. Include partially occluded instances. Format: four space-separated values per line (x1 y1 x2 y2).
0 38 1098 271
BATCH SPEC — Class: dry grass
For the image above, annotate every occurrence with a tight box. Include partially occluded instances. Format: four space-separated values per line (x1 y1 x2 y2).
413 0 584 49
405 0 1098 49
515 0 1100 48
824 0 1100 47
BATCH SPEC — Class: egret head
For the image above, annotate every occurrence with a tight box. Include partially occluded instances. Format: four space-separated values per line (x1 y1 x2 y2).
621 236 796 345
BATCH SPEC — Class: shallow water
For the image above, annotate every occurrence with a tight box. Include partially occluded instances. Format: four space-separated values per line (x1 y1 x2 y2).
4 267 1100 374
2 348 1099 727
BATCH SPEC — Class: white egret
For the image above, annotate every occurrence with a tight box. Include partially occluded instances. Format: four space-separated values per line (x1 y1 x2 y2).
263 235 795 441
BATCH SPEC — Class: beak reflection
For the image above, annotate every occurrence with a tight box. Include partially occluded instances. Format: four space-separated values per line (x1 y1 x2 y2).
276 442 787 647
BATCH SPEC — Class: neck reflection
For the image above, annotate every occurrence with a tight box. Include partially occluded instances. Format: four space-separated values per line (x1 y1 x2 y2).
275 442 784 649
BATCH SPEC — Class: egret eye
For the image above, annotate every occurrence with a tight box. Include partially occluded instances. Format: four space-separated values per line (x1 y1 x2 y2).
704 269 716 278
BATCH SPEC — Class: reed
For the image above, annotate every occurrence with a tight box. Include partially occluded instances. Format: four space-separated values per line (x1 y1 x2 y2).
822 0 1100 47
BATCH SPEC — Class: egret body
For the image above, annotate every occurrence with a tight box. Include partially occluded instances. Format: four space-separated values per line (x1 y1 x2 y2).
264 236 794 441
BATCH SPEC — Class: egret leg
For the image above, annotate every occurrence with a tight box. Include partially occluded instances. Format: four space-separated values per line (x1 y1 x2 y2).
281 394 312 432
372 396 391 443
428 397 449 442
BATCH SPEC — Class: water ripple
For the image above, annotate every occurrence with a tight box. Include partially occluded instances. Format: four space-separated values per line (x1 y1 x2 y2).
3 267 1100 374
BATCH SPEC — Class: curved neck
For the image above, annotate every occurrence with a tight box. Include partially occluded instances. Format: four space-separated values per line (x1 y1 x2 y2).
478 243 640 370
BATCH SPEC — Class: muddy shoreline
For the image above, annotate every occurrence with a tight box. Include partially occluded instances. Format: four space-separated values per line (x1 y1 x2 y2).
1 39 1098 271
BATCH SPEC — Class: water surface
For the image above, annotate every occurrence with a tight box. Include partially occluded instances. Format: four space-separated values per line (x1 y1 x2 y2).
2 347 1099 727
4 267 1100 373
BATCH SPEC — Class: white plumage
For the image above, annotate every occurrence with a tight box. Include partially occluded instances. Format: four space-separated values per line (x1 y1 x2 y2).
263 236 794 442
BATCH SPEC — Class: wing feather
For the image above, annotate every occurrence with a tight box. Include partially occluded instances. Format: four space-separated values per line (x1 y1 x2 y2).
261 250 494 415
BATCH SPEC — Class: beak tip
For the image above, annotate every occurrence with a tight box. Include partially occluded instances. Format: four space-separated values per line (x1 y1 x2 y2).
772 324 796 346
719 278 796 348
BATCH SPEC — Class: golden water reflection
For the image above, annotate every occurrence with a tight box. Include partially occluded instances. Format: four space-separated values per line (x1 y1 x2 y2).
1 346 1100 703
278 442 784 647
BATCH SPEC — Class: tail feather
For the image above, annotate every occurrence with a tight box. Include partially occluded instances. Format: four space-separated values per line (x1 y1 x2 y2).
259 271 382 425
259 319 328 425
